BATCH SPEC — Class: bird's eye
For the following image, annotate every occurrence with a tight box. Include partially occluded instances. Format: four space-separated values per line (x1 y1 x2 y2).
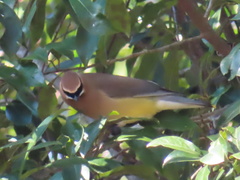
63 84 83 99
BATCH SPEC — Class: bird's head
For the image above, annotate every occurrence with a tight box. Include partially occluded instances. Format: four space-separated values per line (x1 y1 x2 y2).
60 71 84 101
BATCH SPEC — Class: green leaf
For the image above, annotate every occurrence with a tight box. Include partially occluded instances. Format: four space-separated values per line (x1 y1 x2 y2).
134 52 162 80
61 117 84 155
105 0 131 35
65 0 114 35
5 100 32 126
217 99 240 127
30 0 46 44
46 0 66 38
17 88 38 116
154 111 198 131
47 157 88 168
230 152 240 160
38 86 58 119
231 12 240 20
22 47 48 62
200 136 227 165
147 136 201 156
233 126 240 150
76 25 99 64
163 50 179 90
195 166 210 180
0 135 30 150
31 109 65 143
163 150 200 166
0 2 22 57
88 158 121 173
0 66 27 89
80 118 107 156
220 43 240 80
46 38 76 60
17 63 45 86
99 164 158 180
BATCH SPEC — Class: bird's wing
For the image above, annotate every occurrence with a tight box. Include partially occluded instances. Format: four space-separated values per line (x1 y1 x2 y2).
81 73 175 98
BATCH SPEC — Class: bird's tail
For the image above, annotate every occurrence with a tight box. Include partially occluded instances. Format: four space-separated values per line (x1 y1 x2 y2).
156 95 210 111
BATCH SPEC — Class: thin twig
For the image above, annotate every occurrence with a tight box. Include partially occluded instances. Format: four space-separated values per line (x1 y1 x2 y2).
44 35 203 74
204 0 215 18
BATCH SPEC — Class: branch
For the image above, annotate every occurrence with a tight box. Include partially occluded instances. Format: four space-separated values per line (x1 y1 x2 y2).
45 35 203 74
178 0 231 56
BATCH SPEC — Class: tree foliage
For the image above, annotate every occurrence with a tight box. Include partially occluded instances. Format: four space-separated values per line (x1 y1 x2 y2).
1 0 240 179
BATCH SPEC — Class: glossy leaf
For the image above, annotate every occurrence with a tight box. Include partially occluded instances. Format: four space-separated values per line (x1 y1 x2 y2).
163 150 200 166
147 136 201 156
65 0 114 35
200 136 228 165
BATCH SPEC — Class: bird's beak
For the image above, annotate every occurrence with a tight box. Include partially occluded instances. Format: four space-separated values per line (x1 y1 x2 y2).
73 96 79 101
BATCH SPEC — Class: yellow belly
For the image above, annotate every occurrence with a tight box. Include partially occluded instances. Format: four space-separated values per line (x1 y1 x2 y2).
108 97 159 119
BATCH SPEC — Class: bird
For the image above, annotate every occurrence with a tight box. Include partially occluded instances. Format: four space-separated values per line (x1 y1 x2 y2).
59 71 208 124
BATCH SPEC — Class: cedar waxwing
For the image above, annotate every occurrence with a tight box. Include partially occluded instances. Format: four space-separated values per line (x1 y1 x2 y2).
59 71 208 122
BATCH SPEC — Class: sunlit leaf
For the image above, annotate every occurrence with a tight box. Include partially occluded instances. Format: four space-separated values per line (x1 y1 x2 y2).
195 165 210 180
147 136 201 156
163 150 200 166
200 136 227 165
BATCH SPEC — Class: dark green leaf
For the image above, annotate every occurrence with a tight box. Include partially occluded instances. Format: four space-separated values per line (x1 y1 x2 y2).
5 100 32 126
18 63 45 86
30 0 46 44
106 0 131 35
80 118 107 156
76 25 99 64
134 52 161 80
65 0 114 35
220 43 240 80
22 47 48 62
46 0 67 38
38 86 58 119
47 157 88 168
46 37 76 60
88 158 121 172
155 111 198 131
0 2 22 57
217 99 240 127
0 66 27 89
17 88 38 116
